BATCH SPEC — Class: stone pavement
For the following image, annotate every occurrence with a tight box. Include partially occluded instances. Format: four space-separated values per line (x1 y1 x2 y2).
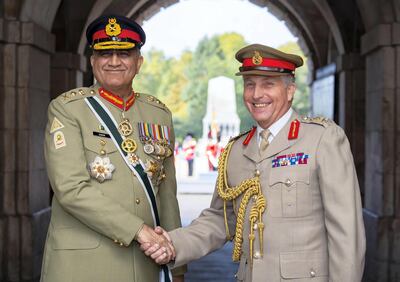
176 173 239 281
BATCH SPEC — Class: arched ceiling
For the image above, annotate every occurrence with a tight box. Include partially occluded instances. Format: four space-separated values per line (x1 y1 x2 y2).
12 0 374 74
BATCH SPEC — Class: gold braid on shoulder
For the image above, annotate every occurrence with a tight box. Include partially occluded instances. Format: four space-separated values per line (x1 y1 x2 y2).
217 140 266 265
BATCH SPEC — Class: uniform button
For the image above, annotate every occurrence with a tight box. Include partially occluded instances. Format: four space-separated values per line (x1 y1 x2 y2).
285 179 292 186
254 169 260 176
234 274 238 278
253 251 261 259
100 149 106 155
310 269 316 277
287 202 293 207
119 242 124 247
90 90 95 94
70 91 76 96
135 198 140 204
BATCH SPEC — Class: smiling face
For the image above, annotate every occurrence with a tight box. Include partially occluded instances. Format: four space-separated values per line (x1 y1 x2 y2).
90 49 143 96
243 75 296 129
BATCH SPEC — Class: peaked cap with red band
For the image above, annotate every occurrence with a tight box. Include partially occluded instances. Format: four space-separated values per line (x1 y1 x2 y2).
235 44 303 77
86 15 146 50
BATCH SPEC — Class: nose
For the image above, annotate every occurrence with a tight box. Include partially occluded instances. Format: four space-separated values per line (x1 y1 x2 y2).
253 84 264 99
108 52 121 67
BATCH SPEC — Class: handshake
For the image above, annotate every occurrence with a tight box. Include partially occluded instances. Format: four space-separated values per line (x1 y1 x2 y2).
136 224 175 265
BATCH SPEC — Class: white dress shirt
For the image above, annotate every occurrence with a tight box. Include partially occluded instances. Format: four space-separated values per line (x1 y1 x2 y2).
256 108 293 147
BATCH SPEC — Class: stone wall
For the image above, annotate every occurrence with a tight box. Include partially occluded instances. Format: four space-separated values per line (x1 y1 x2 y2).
362 23 400 281
0 18 54 282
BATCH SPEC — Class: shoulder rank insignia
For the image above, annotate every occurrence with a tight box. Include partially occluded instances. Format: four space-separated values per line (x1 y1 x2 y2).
136 93 170 112
50 117 65 134
300 116 333 127
288 119 300 140
60 88 95 103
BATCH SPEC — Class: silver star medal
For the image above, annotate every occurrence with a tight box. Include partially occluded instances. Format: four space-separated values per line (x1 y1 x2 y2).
89 156 115 183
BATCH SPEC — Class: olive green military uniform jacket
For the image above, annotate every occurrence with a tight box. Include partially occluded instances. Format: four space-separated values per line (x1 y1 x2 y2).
169 111 365 282
41 84 185 282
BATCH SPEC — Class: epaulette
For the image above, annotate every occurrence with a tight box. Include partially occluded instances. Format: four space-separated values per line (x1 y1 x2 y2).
58 87 96 104
135 93 170 112
300 116 334 128
228 127 254 143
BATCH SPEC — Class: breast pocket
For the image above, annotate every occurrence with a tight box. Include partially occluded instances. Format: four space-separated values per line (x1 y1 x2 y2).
83 136 118 157
82 136 121 184
269 167 311 218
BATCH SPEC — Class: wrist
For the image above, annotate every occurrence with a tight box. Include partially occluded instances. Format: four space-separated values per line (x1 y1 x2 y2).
134 223 145 242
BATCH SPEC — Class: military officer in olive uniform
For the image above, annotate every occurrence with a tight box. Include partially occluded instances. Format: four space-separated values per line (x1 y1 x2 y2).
143 44 366 281
40 15 185 282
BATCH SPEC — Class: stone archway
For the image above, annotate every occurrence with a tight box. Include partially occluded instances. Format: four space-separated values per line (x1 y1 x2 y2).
0 0 399 281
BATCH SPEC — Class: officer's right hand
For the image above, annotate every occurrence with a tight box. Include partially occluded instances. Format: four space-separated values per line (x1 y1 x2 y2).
137 224 175 264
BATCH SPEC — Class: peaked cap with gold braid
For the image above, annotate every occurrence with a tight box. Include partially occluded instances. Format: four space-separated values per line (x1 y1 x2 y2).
86 15 146 50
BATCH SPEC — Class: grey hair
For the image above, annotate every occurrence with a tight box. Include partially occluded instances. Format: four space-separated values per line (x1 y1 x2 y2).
281 75 295 87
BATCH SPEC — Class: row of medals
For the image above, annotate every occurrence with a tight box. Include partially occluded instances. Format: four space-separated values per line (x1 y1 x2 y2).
118 113 172 172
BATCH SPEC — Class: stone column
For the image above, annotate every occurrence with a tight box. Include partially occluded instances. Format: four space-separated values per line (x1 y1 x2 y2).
0 18 54 282
361 23 400 281
51 52 87 99
336 53 366 194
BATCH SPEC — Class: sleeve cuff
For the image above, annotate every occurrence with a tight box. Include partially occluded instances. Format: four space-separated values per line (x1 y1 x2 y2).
171 265 187 276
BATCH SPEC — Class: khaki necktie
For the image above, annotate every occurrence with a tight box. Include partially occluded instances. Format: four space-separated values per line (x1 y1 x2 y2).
260 129 271 152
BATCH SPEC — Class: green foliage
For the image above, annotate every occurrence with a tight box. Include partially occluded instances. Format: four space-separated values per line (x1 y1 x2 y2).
134 34 310 140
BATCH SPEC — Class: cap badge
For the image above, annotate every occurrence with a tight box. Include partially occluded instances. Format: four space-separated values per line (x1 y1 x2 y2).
252 51 263 65
105 18 122 37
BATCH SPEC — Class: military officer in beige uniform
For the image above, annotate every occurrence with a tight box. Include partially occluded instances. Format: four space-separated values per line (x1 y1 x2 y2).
143 44 366 281
41 15 185 282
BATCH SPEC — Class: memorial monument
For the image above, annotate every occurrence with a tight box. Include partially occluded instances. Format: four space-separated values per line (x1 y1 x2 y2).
202 76 240 144
191 76 240 176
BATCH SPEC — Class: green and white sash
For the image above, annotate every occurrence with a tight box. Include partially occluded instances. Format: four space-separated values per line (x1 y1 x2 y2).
85 96 172 282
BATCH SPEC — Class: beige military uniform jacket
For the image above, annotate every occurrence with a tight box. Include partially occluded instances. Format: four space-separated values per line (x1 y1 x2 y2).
41 84 185 282
170 111 365 282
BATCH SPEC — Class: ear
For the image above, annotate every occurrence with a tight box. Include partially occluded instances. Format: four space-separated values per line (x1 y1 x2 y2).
136 55 144 73
287 83 296 102
90 55 95 68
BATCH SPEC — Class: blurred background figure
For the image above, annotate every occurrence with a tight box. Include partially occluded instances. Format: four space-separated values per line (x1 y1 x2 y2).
205 125 221 171
182 132 197 176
